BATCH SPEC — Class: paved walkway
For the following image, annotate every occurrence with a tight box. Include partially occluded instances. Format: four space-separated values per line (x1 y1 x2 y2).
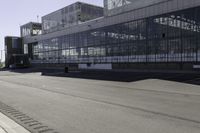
0 112 30 133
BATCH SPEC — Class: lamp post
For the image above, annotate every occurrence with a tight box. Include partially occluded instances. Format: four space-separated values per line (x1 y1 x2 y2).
0 50 2 63
0 50 2 68
0 49 5 66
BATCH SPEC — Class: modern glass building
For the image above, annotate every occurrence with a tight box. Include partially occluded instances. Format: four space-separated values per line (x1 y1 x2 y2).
20 0 200 71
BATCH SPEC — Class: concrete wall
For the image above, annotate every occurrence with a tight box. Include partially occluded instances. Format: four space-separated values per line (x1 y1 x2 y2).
78 64 112 70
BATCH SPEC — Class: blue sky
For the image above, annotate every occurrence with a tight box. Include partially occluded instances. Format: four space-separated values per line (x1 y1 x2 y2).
0 0 103 51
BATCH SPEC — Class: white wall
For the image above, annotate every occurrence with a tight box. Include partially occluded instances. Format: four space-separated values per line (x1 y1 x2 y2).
79 64 112 70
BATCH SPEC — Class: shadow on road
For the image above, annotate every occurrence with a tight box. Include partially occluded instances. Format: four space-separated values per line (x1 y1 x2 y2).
2 68 200 85
42 70 200 85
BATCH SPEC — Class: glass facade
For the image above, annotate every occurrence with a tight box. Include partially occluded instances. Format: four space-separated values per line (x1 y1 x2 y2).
104 0 169 16
32 7 200 65
106 0 132 10
104 0 167 10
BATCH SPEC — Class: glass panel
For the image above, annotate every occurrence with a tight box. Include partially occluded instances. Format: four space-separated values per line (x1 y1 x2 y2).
32 6 200 65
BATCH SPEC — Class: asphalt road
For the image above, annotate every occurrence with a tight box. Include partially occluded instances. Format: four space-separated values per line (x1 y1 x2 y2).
0 71 200 133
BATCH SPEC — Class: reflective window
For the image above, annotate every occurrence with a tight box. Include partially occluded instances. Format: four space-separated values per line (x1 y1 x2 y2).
33 6 200 64
106 0 132 10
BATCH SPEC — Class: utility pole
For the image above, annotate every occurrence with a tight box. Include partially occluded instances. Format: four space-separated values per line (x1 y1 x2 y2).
0 50 1 63
0 50 2 68
37 15 39 23
0 50 2 63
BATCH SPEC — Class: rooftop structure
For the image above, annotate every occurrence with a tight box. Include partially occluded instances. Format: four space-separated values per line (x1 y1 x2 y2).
42 2 104 34
20 22 42 37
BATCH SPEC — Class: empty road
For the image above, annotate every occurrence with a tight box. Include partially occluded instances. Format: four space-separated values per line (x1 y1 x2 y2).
0 71 200 133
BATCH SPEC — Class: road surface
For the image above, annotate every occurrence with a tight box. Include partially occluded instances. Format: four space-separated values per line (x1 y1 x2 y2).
0 71 200 133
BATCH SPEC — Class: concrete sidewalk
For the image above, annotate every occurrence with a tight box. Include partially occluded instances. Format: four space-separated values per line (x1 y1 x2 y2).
0 112 30 133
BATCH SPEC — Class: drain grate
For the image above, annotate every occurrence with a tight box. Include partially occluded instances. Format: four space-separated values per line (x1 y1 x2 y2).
0 101 59 133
